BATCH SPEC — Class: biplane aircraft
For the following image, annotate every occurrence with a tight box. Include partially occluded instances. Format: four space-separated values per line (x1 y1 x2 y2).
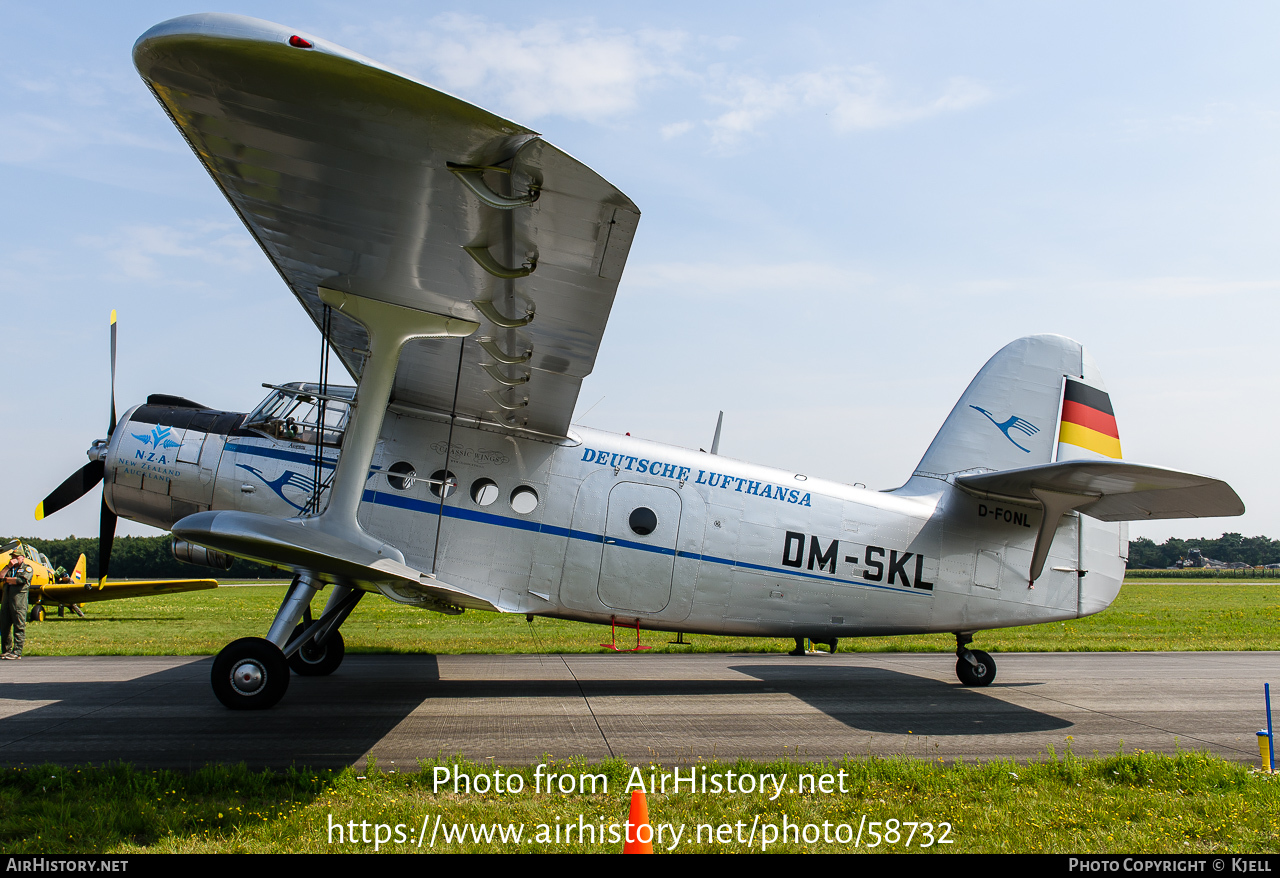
1 540 215 622
37 13 1244 709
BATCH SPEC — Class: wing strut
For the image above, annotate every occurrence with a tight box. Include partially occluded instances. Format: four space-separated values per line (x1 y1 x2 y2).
432 338 467 574
311 287 477 552
308 303 333 515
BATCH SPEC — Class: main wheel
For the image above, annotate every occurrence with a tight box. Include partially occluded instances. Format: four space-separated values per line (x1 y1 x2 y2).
211 637 289 710
956 649 996 686
287 624 345 676
28 605 44 623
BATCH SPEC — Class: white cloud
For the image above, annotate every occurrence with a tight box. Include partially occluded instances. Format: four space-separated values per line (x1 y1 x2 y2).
0 111 172 164
627 260 873 297
355 17 990 146
1085 276 1280 299
79 222 260 282
368 15 687 122
705 67 992 148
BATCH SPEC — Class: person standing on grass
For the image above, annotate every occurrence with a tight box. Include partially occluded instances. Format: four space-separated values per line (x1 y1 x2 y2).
1 546 33 659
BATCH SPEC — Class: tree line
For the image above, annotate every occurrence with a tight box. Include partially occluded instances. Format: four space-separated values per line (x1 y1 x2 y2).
6 535 277 579
1127 533 1280 569
9 531 1278 577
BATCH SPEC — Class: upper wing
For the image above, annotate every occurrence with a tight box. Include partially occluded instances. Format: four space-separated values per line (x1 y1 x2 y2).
134 14 640 438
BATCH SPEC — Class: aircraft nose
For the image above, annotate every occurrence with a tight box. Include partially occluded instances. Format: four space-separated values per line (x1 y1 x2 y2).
86 438 109 463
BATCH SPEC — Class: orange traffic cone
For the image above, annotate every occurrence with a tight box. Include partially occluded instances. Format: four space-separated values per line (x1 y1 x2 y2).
623 789 652 853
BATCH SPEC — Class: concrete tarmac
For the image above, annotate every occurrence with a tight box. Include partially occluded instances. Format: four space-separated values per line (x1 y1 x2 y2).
0 652 1273 770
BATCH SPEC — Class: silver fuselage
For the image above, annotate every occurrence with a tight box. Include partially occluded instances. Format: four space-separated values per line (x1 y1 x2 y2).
104 392 1126 640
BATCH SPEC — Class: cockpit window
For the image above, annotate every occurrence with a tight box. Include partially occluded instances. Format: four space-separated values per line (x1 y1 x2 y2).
244 382 354 447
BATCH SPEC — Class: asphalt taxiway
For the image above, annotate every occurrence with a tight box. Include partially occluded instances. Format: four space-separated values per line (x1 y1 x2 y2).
0 652 1273 769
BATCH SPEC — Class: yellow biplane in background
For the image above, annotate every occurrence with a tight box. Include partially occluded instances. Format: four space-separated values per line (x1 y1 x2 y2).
2 540 216 622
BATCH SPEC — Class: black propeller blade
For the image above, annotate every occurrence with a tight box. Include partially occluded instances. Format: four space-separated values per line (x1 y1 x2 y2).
99 496 116 586
34 459 104 521
109 309 117 437
35 309 120 586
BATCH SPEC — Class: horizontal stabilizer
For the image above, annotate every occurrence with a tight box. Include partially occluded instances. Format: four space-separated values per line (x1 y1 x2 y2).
172 510 499 612
955 460 1244 521
958 460 1243 584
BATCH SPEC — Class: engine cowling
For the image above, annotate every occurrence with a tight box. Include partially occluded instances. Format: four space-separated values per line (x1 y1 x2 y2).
103 396 244 530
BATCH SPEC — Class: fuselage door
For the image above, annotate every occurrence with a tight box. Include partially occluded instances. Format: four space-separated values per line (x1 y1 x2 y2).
597 482 681 615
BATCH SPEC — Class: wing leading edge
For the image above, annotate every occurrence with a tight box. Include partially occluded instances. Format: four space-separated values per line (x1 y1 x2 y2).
134 14 640 438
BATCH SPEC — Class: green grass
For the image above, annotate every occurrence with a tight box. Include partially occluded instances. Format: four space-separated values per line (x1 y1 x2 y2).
23 580 1280 656
3 752 1276 853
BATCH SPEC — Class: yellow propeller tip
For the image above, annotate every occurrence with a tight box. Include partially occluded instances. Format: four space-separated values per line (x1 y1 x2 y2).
34 502 44 521
110 309 117 324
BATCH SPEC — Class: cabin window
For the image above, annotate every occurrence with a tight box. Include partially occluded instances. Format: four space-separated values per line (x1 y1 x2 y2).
510 486 539 514
386 462 416 491
429 470 458 499
628 507 658 536
470 478 499 506
243 382 354 447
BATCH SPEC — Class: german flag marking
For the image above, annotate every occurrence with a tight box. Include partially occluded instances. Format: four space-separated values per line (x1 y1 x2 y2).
1061 399 1118 438
1059 379 1122 458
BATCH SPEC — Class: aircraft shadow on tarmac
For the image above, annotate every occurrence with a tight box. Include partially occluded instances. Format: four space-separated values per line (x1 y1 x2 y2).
0 656 1068 770
0 656 444 770
729 664 1072 737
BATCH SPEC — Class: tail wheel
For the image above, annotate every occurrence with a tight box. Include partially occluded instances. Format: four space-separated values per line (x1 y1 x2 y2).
956 649 996 686
211 637 289 709
287 623 345 677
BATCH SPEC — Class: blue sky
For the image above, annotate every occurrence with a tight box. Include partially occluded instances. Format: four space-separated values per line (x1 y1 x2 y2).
3 1 1277 545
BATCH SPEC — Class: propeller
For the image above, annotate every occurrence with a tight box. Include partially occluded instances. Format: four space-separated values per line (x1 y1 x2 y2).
35 310 118 586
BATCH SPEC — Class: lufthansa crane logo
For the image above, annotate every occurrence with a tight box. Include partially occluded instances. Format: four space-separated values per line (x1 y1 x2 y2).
969 406 1038 453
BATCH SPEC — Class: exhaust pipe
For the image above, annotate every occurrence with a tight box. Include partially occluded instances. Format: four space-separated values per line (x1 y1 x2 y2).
171 539 233 570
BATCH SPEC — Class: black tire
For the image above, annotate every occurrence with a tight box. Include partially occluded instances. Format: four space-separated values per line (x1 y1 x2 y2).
956 649 996 686
211 637 289 710
287 624 345 676
28 605 44 623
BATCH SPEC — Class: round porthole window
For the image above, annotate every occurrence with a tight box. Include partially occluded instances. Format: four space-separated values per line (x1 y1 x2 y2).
429 469 458 499
470 478 499 506
386 461 416 491
510 485 539 514
629 507 658 536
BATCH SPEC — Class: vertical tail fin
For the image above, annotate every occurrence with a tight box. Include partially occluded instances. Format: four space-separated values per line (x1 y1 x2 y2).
914 334 1118 478
72 554 87 585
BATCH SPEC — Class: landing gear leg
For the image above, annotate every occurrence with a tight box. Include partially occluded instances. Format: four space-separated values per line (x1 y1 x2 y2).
211 572 319 709
954 632 995 686
284 585 363 676
789 637 806 656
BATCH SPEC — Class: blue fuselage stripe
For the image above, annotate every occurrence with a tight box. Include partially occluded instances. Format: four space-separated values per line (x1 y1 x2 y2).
357 489 927 597
225 443 338 469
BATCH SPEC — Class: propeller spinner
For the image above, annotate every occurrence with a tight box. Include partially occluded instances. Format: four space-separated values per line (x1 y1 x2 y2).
35 310 118 586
